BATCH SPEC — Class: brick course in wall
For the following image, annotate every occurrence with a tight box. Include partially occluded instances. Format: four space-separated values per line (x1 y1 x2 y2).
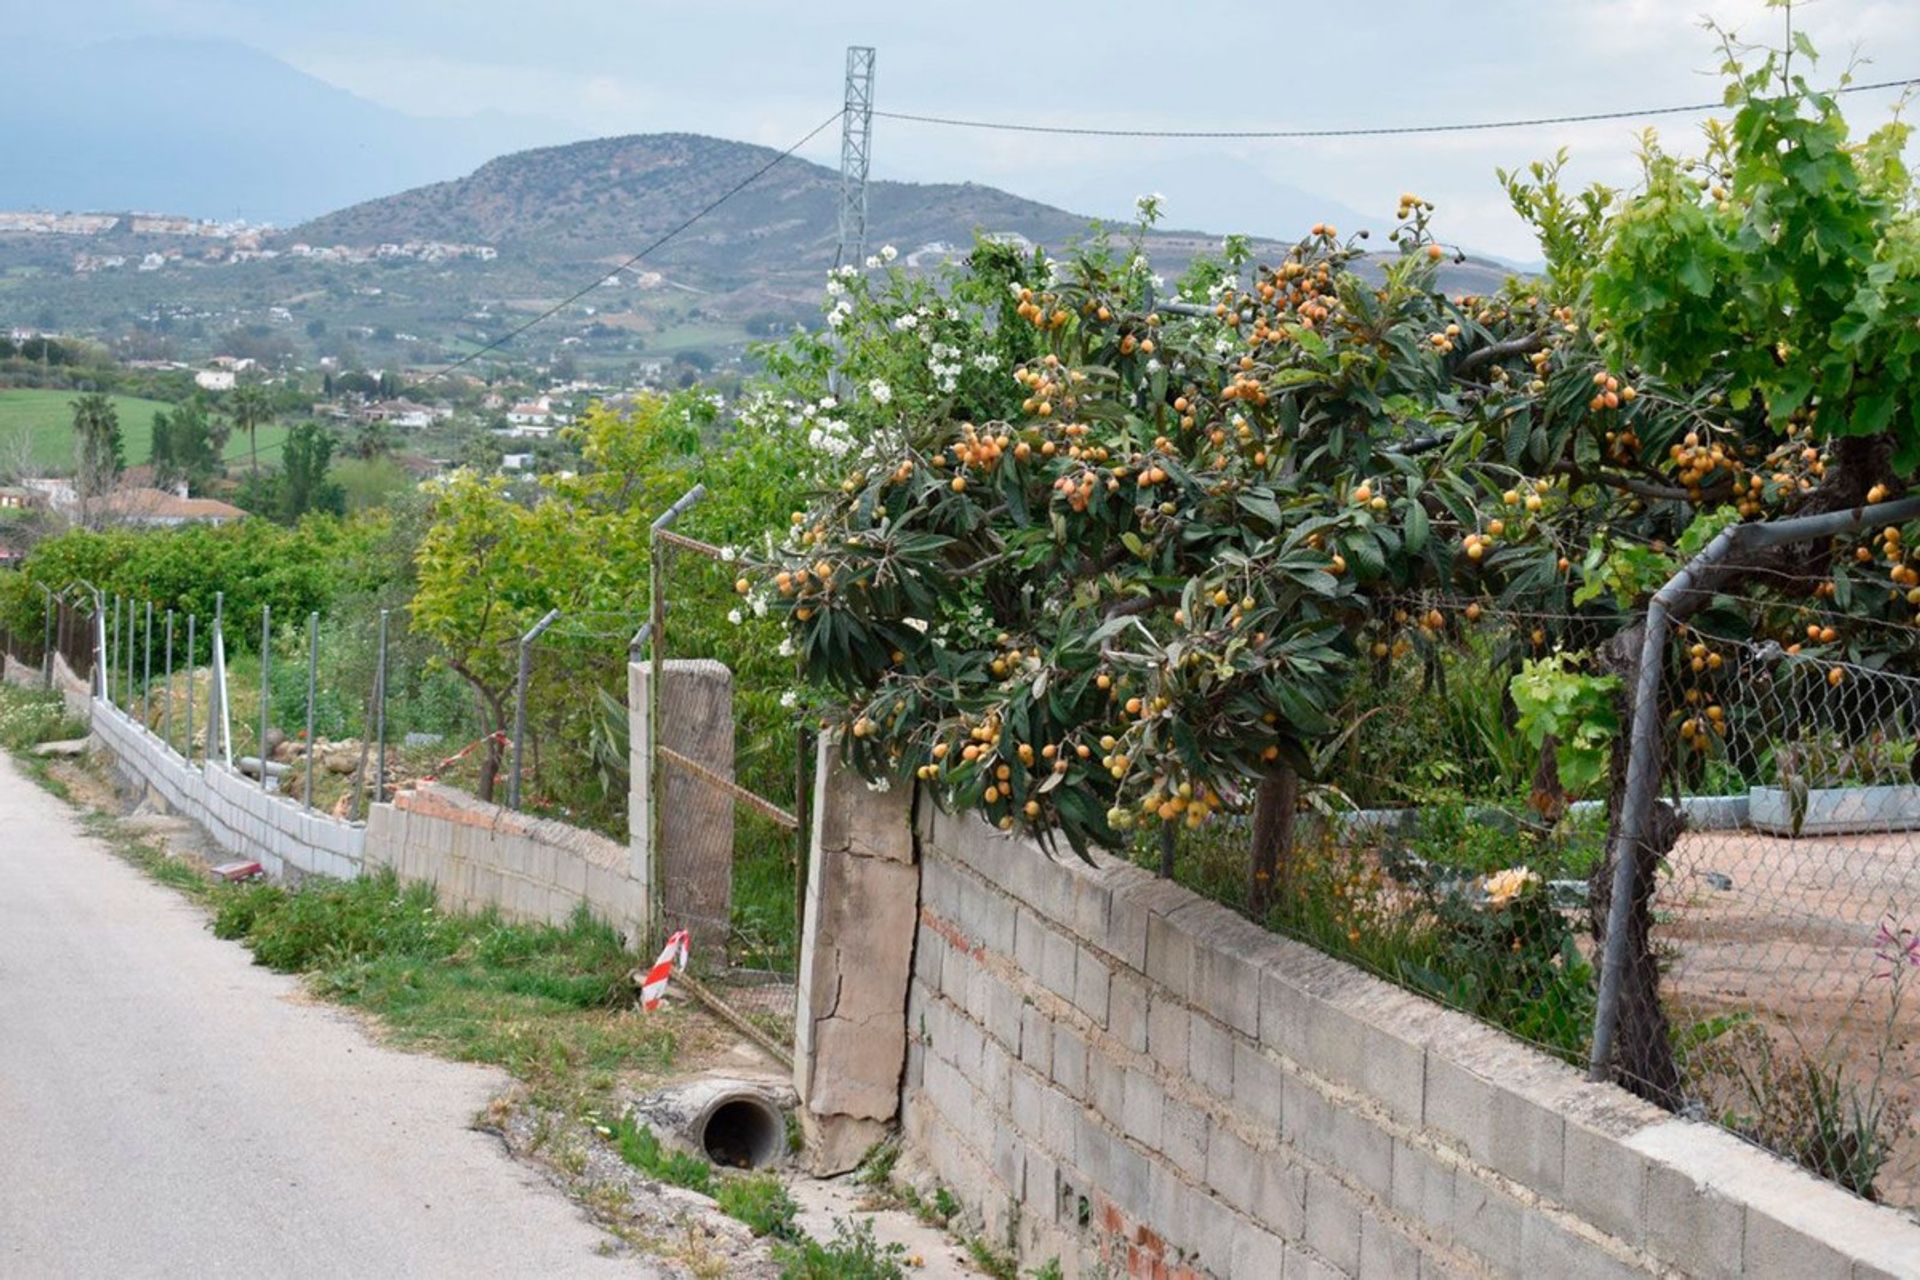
892 801 1920 1280
364 783 644 946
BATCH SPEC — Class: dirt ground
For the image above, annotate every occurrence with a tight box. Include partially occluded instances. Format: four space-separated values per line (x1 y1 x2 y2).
1660 827 1920 1208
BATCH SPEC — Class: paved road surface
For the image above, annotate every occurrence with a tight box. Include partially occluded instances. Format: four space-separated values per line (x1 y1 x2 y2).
0 754 638 1278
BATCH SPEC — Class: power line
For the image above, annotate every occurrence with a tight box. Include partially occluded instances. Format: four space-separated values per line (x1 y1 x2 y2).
874 75 1920 141
425 108 845 383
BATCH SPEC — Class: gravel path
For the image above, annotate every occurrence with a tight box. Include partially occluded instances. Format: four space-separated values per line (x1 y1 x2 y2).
0 752 644 1278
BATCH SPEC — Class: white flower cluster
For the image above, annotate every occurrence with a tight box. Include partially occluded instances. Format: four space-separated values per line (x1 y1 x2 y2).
869 378 893 405
893 313 919 331
807 417 855 458
925 339 963 393
972 353 1001 373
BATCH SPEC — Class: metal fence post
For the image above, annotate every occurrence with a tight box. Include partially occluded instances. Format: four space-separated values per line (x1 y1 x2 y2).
143 601 153 728
127 597 136 716
374 609 389 805
163 611 174 753
305 611 319 810
1587 492 1920 1085
259 604 272 792
509 608 562 810
210 591 228 767
185 615 196 766
109 595 120 707
38 583 52 688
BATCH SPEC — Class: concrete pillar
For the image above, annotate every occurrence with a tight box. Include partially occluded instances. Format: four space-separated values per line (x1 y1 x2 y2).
629 659 735 952
793 735 918 1174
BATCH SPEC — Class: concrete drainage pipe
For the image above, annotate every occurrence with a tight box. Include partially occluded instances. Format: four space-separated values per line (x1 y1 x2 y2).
628 1078 788 1170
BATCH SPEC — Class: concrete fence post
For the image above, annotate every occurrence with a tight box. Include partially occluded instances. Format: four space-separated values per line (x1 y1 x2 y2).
627 657 735 951
791 734 918 1174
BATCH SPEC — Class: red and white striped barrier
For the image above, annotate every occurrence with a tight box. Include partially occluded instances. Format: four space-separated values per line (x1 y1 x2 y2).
640 930 691 1011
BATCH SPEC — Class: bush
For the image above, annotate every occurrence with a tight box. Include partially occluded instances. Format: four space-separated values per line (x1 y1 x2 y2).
715 1171 801 1239
610 1116 712 1195
0 684 86 750
773 1217 907 1280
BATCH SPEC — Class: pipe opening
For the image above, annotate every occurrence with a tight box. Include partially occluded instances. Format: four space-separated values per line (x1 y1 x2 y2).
699 1095 784 1169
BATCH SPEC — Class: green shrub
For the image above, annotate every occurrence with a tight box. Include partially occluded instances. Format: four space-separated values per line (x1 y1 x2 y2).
610 1116 712 1195
0 684 85 750
774 1217 906 1280
716 1171 801 1240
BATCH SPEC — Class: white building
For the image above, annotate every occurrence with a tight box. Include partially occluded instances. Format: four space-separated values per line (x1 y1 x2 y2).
194 369 236 392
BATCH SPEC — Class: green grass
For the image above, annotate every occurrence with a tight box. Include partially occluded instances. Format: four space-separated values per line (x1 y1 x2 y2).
0 388 291 473
0 681 87 751
210 869 675 1101
608 1114 714 1194
772 1218 908 1280
715 1172 802 1240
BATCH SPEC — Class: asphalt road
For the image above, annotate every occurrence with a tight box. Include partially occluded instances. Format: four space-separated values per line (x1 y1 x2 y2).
0 754 638 1278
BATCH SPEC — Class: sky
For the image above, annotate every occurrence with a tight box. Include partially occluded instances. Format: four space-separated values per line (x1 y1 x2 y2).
13 0 1920 261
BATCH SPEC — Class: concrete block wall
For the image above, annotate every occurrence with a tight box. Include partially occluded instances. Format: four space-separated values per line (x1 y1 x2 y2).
56 681 643 946
88 696 365 880
899 801 1920 1279
365 783 644 946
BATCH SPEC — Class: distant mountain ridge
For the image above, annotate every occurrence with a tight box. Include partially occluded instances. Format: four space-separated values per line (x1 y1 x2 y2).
290 131 1516 295
292 133 1104 277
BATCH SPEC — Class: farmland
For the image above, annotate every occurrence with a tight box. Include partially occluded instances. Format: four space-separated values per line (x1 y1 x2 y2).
0 389 291 473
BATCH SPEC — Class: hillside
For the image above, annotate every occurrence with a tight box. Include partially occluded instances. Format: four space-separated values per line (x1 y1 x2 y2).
0 131 1521 373
293 133 1101 277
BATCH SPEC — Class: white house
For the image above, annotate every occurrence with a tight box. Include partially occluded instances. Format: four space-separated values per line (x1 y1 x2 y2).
195 369 236 392
505 397 551 427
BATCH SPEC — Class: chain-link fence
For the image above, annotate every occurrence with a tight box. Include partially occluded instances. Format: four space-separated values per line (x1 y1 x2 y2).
646 491 809 1057
1144 589 1918 1216
1624 618 1920 1211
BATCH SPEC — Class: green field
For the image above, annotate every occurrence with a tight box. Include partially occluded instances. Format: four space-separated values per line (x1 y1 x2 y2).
0 389 291 474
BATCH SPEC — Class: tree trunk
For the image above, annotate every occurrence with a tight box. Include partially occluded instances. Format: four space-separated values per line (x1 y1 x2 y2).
1248 767 1299 919
1590 625 1685 1109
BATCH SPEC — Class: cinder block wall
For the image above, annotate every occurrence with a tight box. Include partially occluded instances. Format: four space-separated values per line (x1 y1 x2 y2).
365 783 644 947
87 696 365 880
62 689 644 947
901 801 1920 1279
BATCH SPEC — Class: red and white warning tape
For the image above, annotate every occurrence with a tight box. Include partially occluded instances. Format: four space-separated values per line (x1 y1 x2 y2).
640 930 691 1011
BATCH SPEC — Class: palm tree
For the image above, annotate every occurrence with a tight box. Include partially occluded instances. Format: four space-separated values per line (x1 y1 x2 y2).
225 383 275 476
69 393 123 524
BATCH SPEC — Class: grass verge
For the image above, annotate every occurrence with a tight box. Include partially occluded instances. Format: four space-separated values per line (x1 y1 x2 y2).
210 869 675 1106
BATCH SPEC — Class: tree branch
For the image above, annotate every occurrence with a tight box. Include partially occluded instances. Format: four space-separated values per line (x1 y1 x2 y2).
1456 330 1547 375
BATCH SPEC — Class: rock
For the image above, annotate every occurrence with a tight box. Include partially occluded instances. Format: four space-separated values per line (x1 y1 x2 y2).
264 727 287 756
33 738 89 758
322 744 362 774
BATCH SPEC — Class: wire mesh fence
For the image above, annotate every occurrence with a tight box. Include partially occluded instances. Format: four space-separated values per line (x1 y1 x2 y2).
647 500 809 1056
1141 592 1918 1215
1628 622 1920 1211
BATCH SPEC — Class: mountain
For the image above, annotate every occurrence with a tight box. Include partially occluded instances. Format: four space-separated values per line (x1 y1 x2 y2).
292 132 1513 289
0 37 555 224
293 133 1102 278
0 130 1521 372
